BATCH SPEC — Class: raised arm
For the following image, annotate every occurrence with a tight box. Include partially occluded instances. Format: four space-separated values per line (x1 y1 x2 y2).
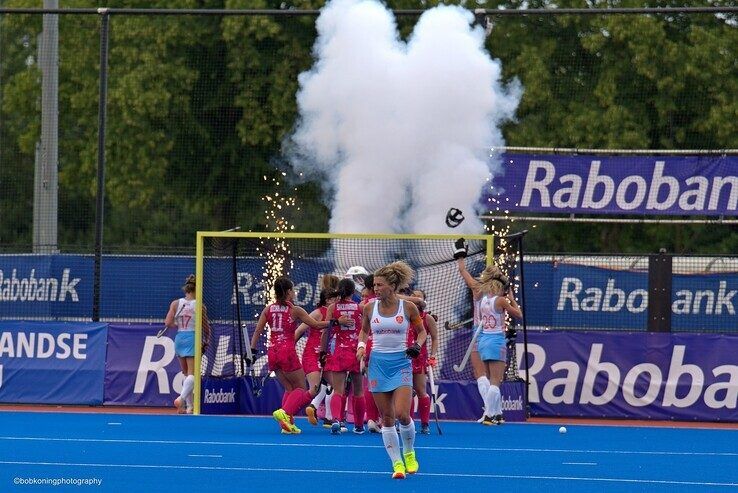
454 238 480 295
457 257 479 291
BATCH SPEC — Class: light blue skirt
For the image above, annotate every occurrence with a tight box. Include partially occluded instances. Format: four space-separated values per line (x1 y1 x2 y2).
175 331 195 357
367 351 412 393
477 332 507 362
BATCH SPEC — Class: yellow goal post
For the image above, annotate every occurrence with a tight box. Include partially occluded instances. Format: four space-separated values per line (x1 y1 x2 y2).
193 232 494 415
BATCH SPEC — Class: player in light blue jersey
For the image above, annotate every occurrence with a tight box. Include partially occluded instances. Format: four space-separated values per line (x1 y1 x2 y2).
356 261 426 479
165 274 210 414
456 238 522 425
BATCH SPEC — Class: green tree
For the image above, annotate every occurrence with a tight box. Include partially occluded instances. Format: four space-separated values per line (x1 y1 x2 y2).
1 2 736 254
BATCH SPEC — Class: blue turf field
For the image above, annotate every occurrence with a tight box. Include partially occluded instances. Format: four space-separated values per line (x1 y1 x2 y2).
0 411 737 492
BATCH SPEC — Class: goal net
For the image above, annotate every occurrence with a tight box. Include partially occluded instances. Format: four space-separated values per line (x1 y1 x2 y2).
194 232 507 403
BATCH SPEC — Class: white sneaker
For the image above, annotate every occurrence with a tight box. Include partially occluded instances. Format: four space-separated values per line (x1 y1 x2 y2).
367 420 380 433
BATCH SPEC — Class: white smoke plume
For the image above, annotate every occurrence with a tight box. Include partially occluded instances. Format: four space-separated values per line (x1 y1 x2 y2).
291 0 521 234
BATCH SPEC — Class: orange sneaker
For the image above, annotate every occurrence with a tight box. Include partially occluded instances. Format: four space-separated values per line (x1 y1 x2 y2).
306 404 318 426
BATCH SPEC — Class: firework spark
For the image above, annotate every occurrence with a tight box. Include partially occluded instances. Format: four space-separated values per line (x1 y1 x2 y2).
259 173 299 306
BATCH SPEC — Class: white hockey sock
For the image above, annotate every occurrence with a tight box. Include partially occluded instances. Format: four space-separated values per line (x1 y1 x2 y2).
381 425 403 463
485 385 501 416
180 374 195 402
311 384 327 408
324 391 333 420
477 376 490 415
399 419 416 455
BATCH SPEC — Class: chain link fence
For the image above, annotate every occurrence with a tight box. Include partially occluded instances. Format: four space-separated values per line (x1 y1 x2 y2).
1 6 737 328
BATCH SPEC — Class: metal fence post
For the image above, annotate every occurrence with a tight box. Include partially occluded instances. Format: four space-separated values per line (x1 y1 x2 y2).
92 8 109 321
648 248 672 332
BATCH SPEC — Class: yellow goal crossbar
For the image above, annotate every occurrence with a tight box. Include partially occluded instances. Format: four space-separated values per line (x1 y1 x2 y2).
192 231 494 414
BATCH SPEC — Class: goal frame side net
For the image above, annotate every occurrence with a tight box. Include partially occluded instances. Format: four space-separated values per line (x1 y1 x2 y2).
192 231 494 415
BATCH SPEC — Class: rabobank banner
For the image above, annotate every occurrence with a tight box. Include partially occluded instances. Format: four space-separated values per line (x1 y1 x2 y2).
0 256 92 319
524 261 738 331
0 321 107 404
488 154 738 216
3 254 737 333
0 254 332 321
104 322 258 406
522 330 738 421
104 323 193 406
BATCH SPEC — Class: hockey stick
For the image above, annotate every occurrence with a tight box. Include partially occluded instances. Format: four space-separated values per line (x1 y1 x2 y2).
240 322 266 397
158 302 187 338
343 371 352 426
427 364 442 435
444 317 473 331
453 325 483 372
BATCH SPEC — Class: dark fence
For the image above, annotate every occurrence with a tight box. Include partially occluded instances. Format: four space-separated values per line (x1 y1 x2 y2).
1 6 737 326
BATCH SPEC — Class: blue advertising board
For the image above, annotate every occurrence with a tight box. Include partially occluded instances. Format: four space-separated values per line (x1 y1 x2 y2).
104 323 187 406
3 254 738 333
0 255 93 319
0 254 335 322
486 154 738 216
0 321 107 404
522 261 738 332
521 330 738 421
0 255 738 332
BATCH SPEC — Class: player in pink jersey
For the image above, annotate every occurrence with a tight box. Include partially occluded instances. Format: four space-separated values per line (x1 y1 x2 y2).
318 274 341 427
360 274 381 433
406 289 439 435
295 287 339 427
251 276 349 434
321 278 366 434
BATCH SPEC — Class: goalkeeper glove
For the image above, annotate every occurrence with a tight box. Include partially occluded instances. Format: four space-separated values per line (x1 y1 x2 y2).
453 238 468 259
405 343 421 359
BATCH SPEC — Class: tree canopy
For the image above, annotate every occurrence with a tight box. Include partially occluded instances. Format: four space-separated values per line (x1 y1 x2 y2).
0 1 736 254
